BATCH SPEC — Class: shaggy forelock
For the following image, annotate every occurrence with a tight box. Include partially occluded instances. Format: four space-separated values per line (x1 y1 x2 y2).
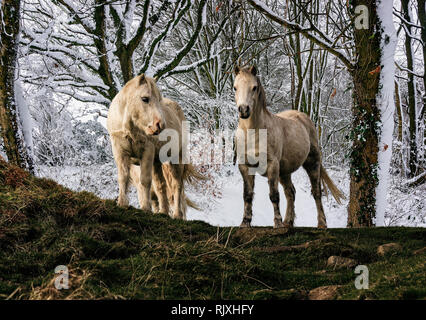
146 77 162 101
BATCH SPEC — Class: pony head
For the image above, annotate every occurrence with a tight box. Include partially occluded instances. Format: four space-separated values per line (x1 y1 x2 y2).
124 74 165 136
233 65 264 119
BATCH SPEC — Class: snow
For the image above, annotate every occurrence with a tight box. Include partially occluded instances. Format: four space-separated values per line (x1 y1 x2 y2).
375 0 398 226
36 159 426 228
37 163 349 228
249 0 352 68
14 80 34 154
201 2 207 26
187 166 348 228
18 0 424 231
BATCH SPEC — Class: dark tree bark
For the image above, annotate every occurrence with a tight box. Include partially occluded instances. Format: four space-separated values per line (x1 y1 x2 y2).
347 0 382 227
0 0 34 172
418 0 426 111
93 0 118 100
401 0 419 177
417 0 426 175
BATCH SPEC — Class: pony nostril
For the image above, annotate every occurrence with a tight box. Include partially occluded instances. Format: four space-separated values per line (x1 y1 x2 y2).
239 105 249 113
152 116 163 133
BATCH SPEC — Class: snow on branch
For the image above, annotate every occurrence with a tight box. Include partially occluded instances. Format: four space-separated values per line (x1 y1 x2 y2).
152 0 209 79
247 0 353 70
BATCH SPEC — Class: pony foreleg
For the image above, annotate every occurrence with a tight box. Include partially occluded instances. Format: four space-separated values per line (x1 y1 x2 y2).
239 165 255 228
267 161 284 228
152 161 169 215
281 174 296 228
115 153 131 208
137 146 154 211
150 188 159 213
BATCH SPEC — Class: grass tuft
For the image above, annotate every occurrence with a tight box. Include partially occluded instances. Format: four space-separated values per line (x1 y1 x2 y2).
0 158 425 299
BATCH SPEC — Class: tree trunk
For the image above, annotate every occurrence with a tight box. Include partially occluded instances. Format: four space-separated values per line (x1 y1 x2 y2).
347 0 382 227
395 81 403 142
0 0 34 172
417 0 426 174
418 0 426 112
401 0 419 177
94 0 118 101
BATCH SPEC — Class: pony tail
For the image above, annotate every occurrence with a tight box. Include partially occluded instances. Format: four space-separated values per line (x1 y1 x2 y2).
320 165 346 205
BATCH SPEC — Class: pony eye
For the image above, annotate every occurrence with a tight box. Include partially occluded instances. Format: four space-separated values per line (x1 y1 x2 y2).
253 86 257 92
233 87 237 91
141 97 150 103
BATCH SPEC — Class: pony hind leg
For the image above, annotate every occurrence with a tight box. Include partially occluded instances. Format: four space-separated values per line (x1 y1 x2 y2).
152 161 169 215
268 161 285 228
280 174 296 228
168 164 185 220
150 189 159 213
303 157 327 229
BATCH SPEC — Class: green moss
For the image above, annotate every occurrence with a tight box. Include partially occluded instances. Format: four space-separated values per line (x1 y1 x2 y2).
0 158 425 299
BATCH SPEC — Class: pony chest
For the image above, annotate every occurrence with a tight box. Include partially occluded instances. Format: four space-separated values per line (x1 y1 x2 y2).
235 128 268 173
125 134 157 159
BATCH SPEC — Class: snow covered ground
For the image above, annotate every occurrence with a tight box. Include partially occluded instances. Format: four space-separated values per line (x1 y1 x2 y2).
37 162 424 228
186 166 349 228
36 164 348 227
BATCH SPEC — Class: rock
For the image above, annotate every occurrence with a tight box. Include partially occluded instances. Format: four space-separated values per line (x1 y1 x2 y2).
377 243 402 256
413 247 426 255
308 285 342 300
326 256 358 269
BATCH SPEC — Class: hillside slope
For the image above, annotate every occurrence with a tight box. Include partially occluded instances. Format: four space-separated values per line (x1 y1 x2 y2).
0 158 425 300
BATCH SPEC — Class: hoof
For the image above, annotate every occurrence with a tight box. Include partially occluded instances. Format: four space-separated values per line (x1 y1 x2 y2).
240 221 251 228
283 222 294 228
274 220 285 228
117 197 129 208
172 212 184 220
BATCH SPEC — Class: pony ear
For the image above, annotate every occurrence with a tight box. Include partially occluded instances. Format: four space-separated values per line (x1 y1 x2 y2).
139 74 146 85
234 65 240 75
249 65 257 76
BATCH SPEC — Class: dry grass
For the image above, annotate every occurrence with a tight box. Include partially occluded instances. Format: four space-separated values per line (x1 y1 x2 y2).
0 158 425 300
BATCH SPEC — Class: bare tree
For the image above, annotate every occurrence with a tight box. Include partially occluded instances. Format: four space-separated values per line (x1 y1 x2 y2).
20 0 214 106
0 0 34 172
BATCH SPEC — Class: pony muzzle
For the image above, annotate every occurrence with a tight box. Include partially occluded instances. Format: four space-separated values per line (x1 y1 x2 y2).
147 116 164 135
238 105 251 119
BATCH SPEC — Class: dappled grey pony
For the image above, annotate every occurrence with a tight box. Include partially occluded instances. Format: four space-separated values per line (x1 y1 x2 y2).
233 65 345 229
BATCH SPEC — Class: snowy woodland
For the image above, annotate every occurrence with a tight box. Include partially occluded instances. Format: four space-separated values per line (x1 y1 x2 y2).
0 0 425 228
